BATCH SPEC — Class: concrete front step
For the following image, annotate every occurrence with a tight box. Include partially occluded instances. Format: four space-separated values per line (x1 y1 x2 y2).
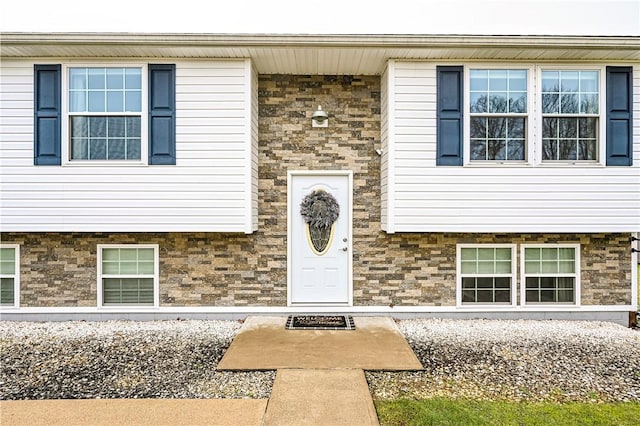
217 316 424 370
264 369 379 426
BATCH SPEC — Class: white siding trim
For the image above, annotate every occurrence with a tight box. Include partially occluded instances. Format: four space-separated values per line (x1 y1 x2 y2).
385 60 396 233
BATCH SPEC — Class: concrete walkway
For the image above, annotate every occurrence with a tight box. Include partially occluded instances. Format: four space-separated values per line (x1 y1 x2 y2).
2 316 422 426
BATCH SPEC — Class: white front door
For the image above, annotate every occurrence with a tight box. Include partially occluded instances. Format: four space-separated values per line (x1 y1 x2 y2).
288 171 352 305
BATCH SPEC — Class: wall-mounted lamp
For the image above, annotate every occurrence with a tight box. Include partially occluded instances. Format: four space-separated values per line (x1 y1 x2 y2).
312 105 329 128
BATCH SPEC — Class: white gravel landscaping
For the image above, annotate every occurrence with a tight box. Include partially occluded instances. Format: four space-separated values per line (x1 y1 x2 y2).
1 318 638 402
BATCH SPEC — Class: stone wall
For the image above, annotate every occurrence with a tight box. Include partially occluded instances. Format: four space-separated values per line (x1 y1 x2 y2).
2 75 633 308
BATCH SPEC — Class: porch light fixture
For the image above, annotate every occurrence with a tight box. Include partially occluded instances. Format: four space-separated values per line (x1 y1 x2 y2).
312 105 329 128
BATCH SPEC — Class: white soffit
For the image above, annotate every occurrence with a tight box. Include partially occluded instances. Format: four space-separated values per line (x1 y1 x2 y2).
1 33 639 75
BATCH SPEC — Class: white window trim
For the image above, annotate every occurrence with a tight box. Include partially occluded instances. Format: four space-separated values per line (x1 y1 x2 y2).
456 244 518 307
520 243 581 307
61 62 149 167
97 244 159 308
535 65 606 167
0 244 20 309
463 64 535 167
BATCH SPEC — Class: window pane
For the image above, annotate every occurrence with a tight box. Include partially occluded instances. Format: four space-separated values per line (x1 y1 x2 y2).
470 92 487 113
106 68 124 89
89 139 107 160
558 247 575 261
509 92 527 113
478 248 495 261
71 139 88 160
69 91 86 112
106 91 124 112
127 139 141 160
0 248 16 275
462 289 476 303
88 91 106 112
138 248 155 261
541 71 559 92
477 261 495 274
560 71 579 92
487 117 506 139
109 139 126 160
88 68 105 89
580 94 599 114
69 68 87 90
107 117 125 137
542 248 558 260
489 70 508 91
489 93 507 113
461 261 477 274
495 248 511 260
495 260 511 274
125 69 142 90
125 91 142 112
525 261 540 274
1 278 16 305
561 93 578 113
102 261 120 274
542 93 559 114
487 140 505 160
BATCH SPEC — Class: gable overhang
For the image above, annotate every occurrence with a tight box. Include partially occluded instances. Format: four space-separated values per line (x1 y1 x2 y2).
1 33 639 75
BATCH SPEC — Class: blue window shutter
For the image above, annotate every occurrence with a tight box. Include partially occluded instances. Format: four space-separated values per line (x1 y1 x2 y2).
148 64 176 165
34 65 61 165
606 67 633 166
436 66 464 166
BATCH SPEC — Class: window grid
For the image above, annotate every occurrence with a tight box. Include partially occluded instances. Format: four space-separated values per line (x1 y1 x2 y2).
469 69 528 162
522 245 579 305
99 246 157 307
541 70 600 162
67 66 143 162
458 246 515 305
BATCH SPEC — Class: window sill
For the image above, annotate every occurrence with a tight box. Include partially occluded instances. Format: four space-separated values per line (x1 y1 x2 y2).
63 161 149 167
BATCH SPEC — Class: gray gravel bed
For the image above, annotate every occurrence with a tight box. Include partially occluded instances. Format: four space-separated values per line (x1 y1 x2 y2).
3 319 639 403
0 320 275 400
367 319 640 403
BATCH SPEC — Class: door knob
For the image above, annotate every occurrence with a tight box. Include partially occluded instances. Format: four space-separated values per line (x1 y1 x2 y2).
341 247 348 251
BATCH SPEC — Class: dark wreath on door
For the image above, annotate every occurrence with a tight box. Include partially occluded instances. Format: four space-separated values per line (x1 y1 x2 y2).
300 189 340 256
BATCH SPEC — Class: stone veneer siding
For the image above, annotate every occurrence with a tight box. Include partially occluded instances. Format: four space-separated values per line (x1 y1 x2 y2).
3 75 633 308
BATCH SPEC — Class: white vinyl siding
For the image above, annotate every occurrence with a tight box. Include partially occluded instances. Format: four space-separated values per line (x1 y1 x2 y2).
0 59 257 233
382 61 640 233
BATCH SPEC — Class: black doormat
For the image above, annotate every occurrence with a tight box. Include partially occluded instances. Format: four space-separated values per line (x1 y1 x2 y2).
286 315 356 330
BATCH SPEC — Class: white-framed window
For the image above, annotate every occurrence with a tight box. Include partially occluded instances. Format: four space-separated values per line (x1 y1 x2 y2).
63 64 148 165
0 244 20 308
457 244 517 306
463 64 607 166
539 68 603 163
97 244 159 307
521 244 580 305
468 68 529 162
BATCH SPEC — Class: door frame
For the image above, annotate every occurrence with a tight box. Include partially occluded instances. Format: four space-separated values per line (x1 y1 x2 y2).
287 170 353 307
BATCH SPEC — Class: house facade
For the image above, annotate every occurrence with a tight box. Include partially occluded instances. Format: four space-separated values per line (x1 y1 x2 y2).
1 33 638 325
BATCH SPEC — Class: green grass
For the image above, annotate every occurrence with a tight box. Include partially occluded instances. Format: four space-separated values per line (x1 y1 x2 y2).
375 398 640 426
